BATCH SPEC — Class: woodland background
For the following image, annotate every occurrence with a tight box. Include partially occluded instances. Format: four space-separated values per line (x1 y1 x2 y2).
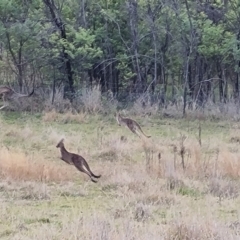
2 1 240 239
0 0 239 115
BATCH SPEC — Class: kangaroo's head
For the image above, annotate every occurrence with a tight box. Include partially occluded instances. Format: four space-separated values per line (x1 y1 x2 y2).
56 138 64 148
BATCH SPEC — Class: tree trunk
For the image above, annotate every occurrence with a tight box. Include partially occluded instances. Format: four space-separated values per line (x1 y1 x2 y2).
183 0 194 116
43 0 74 102
127 0 142 93
217 61 223 102
235 31 240 99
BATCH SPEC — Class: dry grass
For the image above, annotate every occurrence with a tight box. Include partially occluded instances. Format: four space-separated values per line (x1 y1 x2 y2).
0 113 240 239
166 218 228 240
81 85 102 113
42 109 87 124
0 148 72 182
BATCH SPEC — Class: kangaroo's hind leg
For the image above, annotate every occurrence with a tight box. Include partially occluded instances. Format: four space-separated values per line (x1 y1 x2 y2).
83 160 101 179
0 95 9 110
132 126 142 138
73 161 98 183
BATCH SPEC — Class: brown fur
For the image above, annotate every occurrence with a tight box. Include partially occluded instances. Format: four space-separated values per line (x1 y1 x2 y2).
56 139 101 183
116 112 151 138
0 85 34 110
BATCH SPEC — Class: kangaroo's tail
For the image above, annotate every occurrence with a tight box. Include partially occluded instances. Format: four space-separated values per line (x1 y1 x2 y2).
137 125 151 138
83 160 101 179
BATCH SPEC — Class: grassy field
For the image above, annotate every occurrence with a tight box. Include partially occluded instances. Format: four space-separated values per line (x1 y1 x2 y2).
0 110 240 239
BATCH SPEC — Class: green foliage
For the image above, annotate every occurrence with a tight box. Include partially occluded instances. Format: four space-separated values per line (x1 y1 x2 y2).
177 186 202 198
46 11 103 69
198 20 230 57
116 53 135 81
74 28 103 62
0 0 240 101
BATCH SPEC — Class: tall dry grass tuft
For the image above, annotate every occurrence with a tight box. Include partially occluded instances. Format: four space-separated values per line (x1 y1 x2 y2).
218 150 240 178
183 140 204 177
142 140 163 178
44 86 72 113
81 85 102 113
0 148 72 182
165 137 203 177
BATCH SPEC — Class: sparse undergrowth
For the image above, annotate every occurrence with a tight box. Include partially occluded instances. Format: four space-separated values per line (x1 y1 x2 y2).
0 112 240 239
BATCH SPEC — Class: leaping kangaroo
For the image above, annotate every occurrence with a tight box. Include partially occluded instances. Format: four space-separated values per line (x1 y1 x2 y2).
116 112 151 138
56 139 101 183
0 85 34 110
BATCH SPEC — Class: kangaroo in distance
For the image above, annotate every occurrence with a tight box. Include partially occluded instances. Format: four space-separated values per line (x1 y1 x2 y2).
116 112 151 138
0 85 34 110
56 139 101 183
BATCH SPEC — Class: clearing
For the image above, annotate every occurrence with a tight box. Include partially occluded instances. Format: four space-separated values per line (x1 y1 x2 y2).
0 111 240 239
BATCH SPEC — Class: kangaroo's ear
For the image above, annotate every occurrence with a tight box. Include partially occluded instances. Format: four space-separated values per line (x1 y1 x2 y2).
56 138 64 147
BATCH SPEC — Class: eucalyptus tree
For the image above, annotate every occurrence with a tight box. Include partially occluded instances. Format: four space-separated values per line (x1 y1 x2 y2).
42 0 103 100
0 0 44 91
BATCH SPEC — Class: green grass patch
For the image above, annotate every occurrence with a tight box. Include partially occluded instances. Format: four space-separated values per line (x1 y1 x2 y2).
177 186 202 198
